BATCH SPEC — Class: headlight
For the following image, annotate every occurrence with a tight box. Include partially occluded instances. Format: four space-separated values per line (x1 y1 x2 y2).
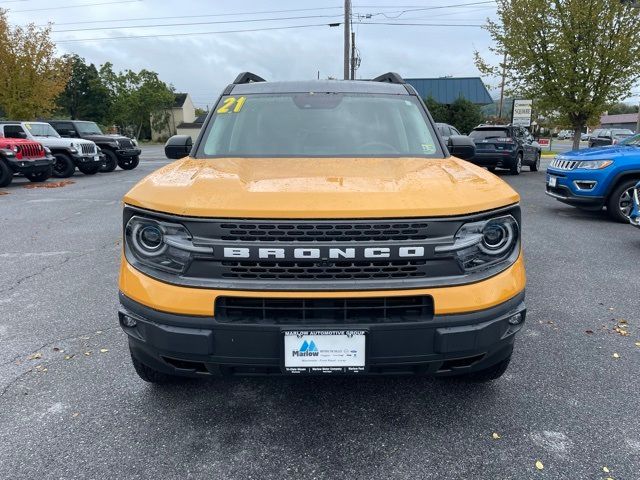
69 148 78 153
12 145 19 153
577 159 613 170
131 138 138 147
44 147 51 154
435 215 520 272
124 216 212 274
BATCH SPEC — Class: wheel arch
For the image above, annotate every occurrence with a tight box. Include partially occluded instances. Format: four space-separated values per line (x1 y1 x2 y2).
605 170 640 199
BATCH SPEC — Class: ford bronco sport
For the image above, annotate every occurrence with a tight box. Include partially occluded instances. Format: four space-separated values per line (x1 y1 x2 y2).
0 122 103 177
119 72 526 384
48 120 141 172
0 136 54 187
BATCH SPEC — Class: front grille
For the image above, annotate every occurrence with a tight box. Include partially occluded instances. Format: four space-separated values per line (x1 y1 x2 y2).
549 158 579 170
215 295 434 324
80 143 96 155
218 221 430 242
118 139 134 149
219 260 429 280
19 143 44 158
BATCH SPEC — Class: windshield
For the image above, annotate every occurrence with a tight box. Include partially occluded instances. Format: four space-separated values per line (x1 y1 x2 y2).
469 129 509 140
612 129 633 137
24 123 60 138
619 133 640 145
199 93 442 157
75 121 103 135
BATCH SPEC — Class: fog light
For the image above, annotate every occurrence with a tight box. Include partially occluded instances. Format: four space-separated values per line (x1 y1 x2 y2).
508 313 523 325
121 314 137 327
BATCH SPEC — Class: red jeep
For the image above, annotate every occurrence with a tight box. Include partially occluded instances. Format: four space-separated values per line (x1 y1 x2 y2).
0 137 54 187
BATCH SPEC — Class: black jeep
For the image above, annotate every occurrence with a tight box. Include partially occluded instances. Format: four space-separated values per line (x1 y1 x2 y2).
47 120 141 172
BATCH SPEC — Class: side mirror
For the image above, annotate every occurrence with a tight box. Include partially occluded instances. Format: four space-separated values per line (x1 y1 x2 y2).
447 135 476 160
165 135 193 159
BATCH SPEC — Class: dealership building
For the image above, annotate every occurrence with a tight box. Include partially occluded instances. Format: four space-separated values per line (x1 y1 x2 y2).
404 77 493 105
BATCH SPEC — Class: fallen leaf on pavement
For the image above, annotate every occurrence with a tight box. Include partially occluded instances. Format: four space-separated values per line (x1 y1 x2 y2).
635 342 640 347
603 466 610 473
613 353 620 359
535 460 544 470
52 347 64 353
27 353 42 360
72 412 80 418
99 348 108 353
84 351 92 356
64 354 75 360
492 432 501 439
585 330 594 334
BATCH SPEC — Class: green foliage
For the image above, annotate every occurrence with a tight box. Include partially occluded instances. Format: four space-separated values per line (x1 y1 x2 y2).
424 96 484 134
195 107 208 116
0 9 70 119
56 54 111 123
606 102 638 115
475 0 640 148
99 63 175 139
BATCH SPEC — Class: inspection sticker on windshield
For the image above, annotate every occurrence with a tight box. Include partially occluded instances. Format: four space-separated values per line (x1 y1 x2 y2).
283 330 366 374
421 143 436 154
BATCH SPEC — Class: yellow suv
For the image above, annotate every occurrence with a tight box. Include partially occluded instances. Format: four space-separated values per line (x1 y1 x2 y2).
119 72 526 383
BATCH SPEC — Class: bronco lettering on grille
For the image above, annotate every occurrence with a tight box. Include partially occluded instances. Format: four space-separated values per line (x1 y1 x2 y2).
223 246 426 259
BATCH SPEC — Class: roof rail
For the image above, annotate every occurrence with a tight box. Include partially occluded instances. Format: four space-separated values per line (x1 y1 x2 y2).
233 72 266 84
370 72 405 84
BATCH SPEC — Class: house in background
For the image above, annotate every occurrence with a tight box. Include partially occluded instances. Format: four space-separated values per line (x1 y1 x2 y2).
151 93 196 141
176 113 208 141
599 113 638 131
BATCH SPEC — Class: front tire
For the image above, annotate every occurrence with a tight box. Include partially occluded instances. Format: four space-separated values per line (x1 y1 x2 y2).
510 153 523 175
607 179 638 223
130 350 179 384
118 155 139 170
78 163 100 175
463 354 512 382
0 160 13 187
100 150 118 172
25 167 53 182
530 152 541 172
52 153 75 178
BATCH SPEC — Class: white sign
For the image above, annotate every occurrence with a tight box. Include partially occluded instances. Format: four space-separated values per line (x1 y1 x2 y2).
512 99 533 127
283 330 366 373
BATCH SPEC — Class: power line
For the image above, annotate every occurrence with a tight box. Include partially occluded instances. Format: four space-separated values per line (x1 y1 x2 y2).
357 21 484 26
52 13 344 33
55 23 340 43
37 6 344 27
11 0 141 13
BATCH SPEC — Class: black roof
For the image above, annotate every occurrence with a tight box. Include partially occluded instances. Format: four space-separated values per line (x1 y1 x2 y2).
230 80 409 95
173 93 188 108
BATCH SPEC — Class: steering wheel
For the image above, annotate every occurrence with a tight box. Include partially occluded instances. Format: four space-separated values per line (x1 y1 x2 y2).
358 142 399 154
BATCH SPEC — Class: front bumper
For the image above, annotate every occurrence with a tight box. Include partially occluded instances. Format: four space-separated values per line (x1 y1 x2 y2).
116 148 141 158
7 156 54 174
120 290 526 377
545 170 605 208
71 152 104 166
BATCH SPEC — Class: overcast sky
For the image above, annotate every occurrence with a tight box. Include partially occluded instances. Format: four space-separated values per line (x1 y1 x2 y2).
5 0 504 108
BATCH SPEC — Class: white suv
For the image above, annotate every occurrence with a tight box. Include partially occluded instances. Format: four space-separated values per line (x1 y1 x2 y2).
0 122 104 177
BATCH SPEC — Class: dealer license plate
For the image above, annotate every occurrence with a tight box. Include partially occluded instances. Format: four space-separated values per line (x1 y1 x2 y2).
548 176 557 187
283 330 366 374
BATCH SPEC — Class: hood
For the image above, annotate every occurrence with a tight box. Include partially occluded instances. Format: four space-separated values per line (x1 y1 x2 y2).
0 137 42 148
559 145 639 159
124 157 519 218
31 136 95 148
82 134 130 143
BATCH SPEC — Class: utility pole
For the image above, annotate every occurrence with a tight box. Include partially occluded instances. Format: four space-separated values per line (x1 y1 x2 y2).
350 31 356 80
636 102 640 133
344 0 351 80
497 52 507 120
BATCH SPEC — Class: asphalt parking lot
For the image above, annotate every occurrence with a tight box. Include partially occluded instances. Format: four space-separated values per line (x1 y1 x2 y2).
1 148 639 479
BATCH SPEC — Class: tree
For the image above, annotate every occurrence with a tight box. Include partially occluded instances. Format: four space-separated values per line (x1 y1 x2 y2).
475 0 640 150
100 63 175 139
606 102 638 115
0 10 70 119
195 107 208 116
424 96 484 134
56 54 111 123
